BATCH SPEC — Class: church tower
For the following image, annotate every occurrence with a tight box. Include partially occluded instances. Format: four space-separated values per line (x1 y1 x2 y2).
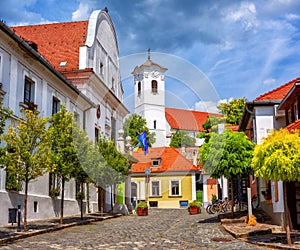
132 49 168 147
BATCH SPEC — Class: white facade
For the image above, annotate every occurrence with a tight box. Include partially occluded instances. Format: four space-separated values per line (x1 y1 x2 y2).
241 102 286 226
132 55 168 147
0 9 127 225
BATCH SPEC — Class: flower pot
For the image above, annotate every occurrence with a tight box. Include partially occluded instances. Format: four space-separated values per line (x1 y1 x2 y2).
189 206 199 215
137 207 148 216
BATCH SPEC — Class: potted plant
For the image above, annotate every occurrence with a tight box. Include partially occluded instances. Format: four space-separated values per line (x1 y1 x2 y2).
136 201 148 216
188 200 202 215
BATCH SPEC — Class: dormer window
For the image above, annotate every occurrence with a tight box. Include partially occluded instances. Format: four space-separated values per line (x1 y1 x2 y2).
152 80 157 93
151 158 161 167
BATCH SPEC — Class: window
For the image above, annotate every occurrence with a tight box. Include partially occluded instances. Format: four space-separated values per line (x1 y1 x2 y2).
151 180 160 196
154 120 157 129
111 78 115 92
52 97 60 115
34 201 38 213
74 112 80 124
151 158 161 167
138 81 141 95
95 127 99 144
151 80 157 93
170 180 180 196
100 62 104 75
24 76 35 104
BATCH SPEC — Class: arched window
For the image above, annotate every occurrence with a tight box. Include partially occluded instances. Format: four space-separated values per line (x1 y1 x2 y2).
154 120 157 129
138 81 141 95
152 80 157 93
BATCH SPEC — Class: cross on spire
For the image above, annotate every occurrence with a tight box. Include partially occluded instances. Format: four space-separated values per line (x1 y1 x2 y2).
148 48 151 60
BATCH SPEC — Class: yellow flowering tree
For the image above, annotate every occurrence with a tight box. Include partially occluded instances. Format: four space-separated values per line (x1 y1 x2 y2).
252 128 300 245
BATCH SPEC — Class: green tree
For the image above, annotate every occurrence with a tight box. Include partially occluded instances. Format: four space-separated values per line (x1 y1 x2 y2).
72 123 94 218
97 134 130 211
252 129 300 245
200 129 255 217
198 116 227 143
0 99 12 156
217 97 246 125
123 113 154 147
169 130 196 148
48 105 79 224
1 108 51 231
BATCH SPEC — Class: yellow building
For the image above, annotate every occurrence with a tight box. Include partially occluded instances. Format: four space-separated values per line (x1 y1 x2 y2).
131 147 200 209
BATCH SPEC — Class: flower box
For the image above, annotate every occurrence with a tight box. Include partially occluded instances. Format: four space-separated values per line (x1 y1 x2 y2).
137 207 148 216
189 206 200 215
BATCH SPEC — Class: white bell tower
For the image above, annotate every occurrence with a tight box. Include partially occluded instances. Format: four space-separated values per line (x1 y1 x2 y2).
132 49 168 147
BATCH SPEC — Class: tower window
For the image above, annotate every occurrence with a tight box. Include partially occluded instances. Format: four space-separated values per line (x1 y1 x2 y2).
152 80 157 93
138 81 141 95
154 120 157 129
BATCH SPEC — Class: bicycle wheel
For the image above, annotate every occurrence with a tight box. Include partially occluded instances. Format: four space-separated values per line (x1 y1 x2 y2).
206 204 212 214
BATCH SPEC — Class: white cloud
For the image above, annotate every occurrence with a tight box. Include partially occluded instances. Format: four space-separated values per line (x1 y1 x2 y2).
193 101 220 113
224 2 258 31
263 78 276 85
72 2 91 21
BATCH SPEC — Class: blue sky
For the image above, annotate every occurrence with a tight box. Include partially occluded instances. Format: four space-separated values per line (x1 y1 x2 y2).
1 0 300 113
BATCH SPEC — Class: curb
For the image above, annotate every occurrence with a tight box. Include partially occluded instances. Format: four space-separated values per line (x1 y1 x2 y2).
0 214 122 245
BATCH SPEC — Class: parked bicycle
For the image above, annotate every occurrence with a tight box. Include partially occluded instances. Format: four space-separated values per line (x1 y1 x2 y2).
206 198 232 214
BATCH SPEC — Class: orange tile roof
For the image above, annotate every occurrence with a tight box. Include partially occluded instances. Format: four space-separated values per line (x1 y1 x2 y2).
131 147 198 174
11 21 88 71
254 77 299 101
165 107 222 131
285 119 300 131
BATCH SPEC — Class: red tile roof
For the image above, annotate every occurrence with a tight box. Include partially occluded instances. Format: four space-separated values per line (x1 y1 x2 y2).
131 147 198 174
254 77 299 101
285 119 300 131
11 21 88 71
165 107 222 131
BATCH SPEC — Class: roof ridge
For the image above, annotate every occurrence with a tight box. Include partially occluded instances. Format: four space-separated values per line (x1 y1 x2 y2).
11 20 88 29
254 77 300 101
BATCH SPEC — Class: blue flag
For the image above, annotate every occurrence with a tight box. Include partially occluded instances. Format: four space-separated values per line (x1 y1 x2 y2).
137 131 148 155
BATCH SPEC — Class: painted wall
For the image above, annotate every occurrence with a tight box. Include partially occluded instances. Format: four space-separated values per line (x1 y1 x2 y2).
132 174 195 208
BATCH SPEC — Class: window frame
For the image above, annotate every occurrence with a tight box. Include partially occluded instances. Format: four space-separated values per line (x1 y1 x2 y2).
151 158 161 167
24 76 35 104
151 80 158 93
150 180 161 197
169 179 181 196
52 96 60 115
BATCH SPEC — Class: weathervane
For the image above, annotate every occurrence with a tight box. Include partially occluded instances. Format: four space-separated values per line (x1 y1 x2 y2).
148 48 150 60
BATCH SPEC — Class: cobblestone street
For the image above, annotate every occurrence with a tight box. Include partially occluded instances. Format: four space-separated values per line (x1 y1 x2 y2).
0 209 267 249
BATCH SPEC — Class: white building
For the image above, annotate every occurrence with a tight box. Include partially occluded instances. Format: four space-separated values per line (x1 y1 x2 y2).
0 8 128 225
239 78 296 226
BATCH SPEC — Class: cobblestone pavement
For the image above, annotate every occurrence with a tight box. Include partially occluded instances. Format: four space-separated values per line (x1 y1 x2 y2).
0 209 267 250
